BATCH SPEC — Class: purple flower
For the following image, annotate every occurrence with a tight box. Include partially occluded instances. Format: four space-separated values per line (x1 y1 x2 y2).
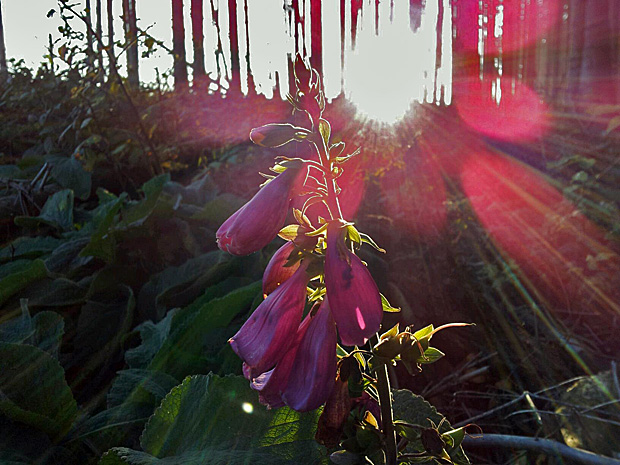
229 263 309 377
283 298 337 411
324 223 383 346
262 241 300 296
249 310 313 409
216 164 306 256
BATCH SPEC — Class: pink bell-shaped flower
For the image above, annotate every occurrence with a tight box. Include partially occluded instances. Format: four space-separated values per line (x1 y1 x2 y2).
216 163 306 256
229 263 309 377
324 223 383 346
249 309 313 409
262 241 300 296
283 298 337 411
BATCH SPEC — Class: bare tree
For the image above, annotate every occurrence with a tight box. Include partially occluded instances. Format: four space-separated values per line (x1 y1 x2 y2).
106 0 115 81
172 0 188 90
190 0 206 87
122 0 139 87
96 0 103 73
0 0 7 82
85 0 94 71
228 0 240 91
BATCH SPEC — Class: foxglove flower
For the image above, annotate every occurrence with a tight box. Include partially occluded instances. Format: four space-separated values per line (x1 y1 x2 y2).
324 223 382 346
229 263 309 377
216 163 306 256
262 241 300 296
249 308 313 409
283 299 337 411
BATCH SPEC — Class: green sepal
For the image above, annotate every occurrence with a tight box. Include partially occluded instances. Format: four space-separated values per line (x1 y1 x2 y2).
381 293 400 313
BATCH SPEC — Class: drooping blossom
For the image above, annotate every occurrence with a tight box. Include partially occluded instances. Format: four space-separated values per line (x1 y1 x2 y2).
229 263 309 377
324 223 383 346
282 298 337 411
262 241 300 296
249 307 313 409
216 163 306 256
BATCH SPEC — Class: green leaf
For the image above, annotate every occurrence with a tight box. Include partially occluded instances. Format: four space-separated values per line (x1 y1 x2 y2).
0 259 48 306
381 293 401 313
318 118 331 147
25 277 87 308
15 189 75 231
118 174 170 229
49 155 92 200
190 193 245 228
138 374 325 463
107 369 180 408
0 299 64 358
393 389 469 465
605 114 620 134
0 342 77 439
125 309 179 369
0 236 61 263
147 281 261 379
412 324 434 341
80 194 125 263
0 164 22 180
419 347 445 364
137 251 237 321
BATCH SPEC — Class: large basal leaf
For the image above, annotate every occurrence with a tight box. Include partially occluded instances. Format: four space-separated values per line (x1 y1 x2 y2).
79 194 126 263
125 309 179 370
147 281 260 380
44 237 92 274
127 374 327 464
0 259 48 307
15 189 75 231
117 174 170 229
48 155 92 200
392 389 470 465
136 250 235 321
25 277 88 308
0 300 64 358
0 236 61 263
0 342 77 439
107 369 180 409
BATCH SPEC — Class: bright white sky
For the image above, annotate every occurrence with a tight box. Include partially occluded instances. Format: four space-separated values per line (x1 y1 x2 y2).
2 0 452 123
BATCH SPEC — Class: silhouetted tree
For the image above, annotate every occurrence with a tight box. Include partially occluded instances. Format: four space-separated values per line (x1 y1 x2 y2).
228 0 240 91
123 0 139 87
191 0 206 87
0 0 7 82
106 0 115 81
85 0 94 71
96 0 103 72
172 0 188 89
310 0 321 76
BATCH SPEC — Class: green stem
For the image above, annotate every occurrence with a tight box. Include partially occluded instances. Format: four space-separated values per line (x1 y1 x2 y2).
377 362 398 465
313 133 343 221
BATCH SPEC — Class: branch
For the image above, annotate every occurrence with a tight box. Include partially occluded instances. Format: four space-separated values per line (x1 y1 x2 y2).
463 434 620 465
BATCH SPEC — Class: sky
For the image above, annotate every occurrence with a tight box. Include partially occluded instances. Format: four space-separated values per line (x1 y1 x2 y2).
1 0 453 123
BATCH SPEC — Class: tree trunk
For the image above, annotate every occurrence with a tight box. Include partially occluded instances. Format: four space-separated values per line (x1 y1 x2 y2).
228 0 240 92
190 0 206 88
123 0 139 88
309 0 322 76
172 0 188 90
106 0 115 81
85 0 94 71
96 0 103 75
0 0 7 82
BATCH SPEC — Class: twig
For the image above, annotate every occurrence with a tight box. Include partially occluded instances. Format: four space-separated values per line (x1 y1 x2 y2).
463 434 620 465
